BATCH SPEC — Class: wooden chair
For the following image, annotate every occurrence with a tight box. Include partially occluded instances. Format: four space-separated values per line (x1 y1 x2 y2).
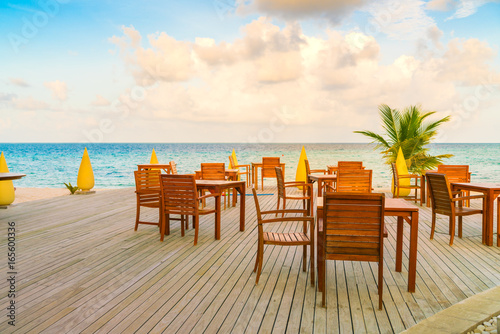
391 162 423 205
261 157 281 190
437 165 471 207
159 174 219 245
134 170 162 232
252 188 315 286
426 173 485 246
229 155 251 187
320 192 385 309
338 161 364 170
201 163 229 209
336 169 372 193
275 167 312 216
169 161 178 174
305 159 331 192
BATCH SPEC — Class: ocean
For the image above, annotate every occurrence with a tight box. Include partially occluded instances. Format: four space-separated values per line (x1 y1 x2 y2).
1 143 499 189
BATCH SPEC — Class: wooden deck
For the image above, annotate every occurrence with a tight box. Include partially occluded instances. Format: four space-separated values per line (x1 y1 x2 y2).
1 187 499 333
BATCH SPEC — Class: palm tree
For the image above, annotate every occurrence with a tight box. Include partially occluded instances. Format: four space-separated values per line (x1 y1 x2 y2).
355 104 452 174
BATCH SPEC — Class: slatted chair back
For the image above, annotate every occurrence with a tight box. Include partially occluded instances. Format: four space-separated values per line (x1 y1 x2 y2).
338 161 363 170
426 172 454 216
275 167 285 199
262 157 280 178
201 163 226 180
169 161 178 174
391 162 400 188
305 159 311 175
437 165 470 183
228 155 237 170
323 192 385 262
336 169 372 193
134 169 161 205
160 174 199 216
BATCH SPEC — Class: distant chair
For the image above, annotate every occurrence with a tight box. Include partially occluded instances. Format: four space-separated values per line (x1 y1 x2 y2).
336 169 372 193
319 192 385 309
134 170 162 232
426 172 485 246
159 174 218 245
200 163 230 209
169 161 178 174
275 167 313 216
437 165 471 207
305 159 331 192
252 188 315 286
391 162 422 205
338 161 364 170
229 155 250 187
261 157 281 190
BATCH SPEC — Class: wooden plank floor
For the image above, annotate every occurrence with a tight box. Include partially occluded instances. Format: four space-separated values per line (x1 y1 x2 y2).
1 186 499 333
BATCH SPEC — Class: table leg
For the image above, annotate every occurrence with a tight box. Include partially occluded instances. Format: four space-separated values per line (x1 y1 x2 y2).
396 216 403 272
215 188 221 240
317 180 323 197
497 198 499 247
253 166 258 190
317 226 324 293
408 211 418 292
239 185 245 232
485 191 494 246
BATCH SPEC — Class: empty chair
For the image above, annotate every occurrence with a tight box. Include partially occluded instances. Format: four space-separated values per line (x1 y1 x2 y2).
319 192 385 309
159 174 218 245
336 169 372 193
391 162 422 205
437 165 471 206
201 163 230 208
275 167 313 216
338 161 364 170
169 161 178 174
229 155 251 187
134 169 162 232
261 157 281 190
426 172 485 246
252 188 315 286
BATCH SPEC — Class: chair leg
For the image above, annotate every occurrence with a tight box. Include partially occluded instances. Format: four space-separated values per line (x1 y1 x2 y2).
135 200 140 231
261 175 264 191
256 239 264 285
303 245 306 272
253 241 260 273
430 212 436 240
194 215 199 246
458 216 463 239
378 259 383 310
449 215 455 246
180 214 185 237
282 198 286 218
276 197 280 217
160 211 165 241
322 261 326 307
310 243 314 287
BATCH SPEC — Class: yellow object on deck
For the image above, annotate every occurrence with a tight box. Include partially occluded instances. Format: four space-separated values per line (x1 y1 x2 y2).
295 146 308 190
77 147 95 191
231 149 240 180
150 149 159 164
0 152 15 205
391 147 411 196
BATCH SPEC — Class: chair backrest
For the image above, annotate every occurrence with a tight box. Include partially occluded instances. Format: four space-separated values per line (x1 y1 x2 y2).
336 169 372 193
160 174 199 215
262 157 280 178
275 167 285 198
169 161 178 175
134 169 161 192
391 162 399 187
305 159 311 175
338 161 363 170
228 155 236 170
201 163 225 180
426 172 454 216
437 165 469 183
323 192 385 262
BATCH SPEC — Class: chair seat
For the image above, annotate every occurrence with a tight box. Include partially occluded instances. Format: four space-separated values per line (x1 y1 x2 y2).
264 232 310 245
455 207 482 216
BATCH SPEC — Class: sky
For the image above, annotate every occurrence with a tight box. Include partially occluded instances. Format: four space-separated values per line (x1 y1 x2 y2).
0 0 499 143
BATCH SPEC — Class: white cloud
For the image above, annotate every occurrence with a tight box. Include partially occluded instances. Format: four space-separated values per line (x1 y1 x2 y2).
446 0 499 20
9 77 30 87
91 95 111 107
426 0 456 11
44 80 68 101
12 97 48 110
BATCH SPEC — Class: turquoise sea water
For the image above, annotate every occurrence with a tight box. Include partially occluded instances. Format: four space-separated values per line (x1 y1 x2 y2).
0 143 499 189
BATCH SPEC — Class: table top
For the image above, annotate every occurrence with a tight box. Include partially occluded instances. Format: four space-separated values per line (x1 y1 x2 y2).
0 173 26 181
451 182 500 190
317 196 418 212
196 180 245 186
308 174 337 181
195 169 238 174
251 162 285 167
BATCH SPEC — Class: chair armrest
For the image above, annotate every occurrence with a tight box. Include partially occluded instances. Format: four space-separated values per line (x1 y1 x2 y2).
310 169 327 174
261 216 315 224
284 181 305 187
234 164 250 169
452 194 485 201
199 193 221 200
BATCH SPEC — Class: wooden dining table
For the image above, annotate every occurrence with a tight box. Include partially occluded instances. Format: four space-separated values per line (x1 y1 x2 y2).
195 180 246 240
450 182 500 246
251 162 285 190
307 174 337 197
317 196 419 292
137 164 172 174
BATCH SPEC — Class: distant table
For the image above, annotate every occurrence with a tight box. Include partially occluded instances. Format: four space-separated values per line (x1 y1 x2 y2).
0 173 26 181
251 162 285 190
307 174 337 197
194 169 238 180
317 197 419 293
451 182 500 246
195 180 246 240
137 164 172 174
